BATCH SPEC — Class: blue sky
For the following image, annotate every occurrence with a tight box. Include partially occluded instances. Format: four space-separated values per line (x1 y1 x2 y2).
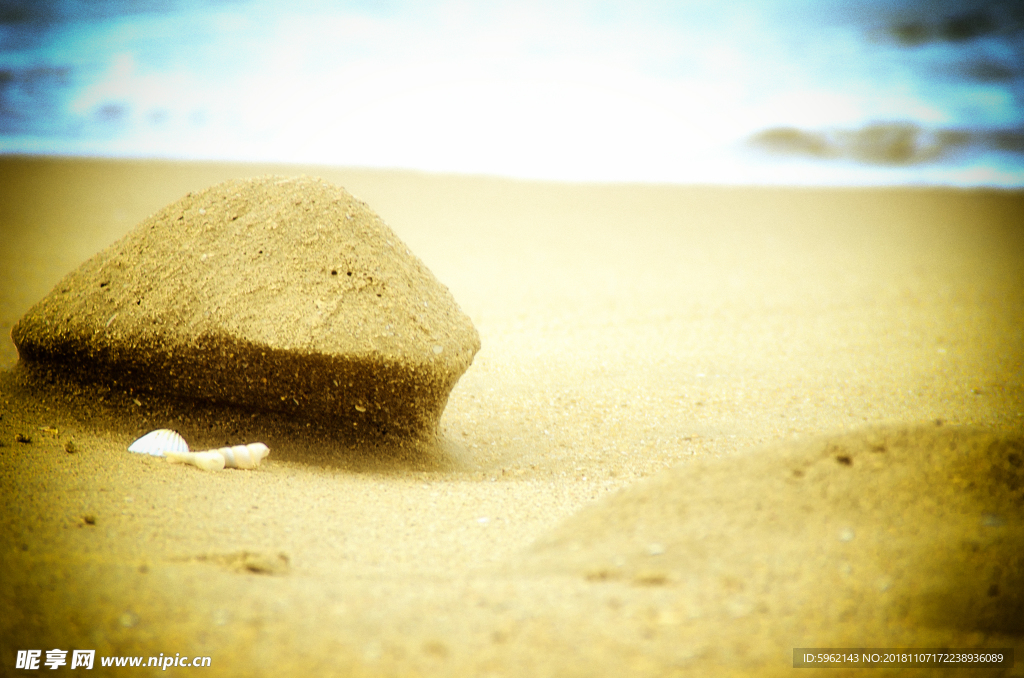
1 0 1022 184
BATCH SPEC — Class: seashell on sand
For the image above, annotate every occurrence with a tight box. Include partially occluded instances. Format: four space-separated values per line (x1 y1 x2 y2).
216 442 271 469
128 429 188 457
165 449 226 472
165 443 270 472
128 430 270 471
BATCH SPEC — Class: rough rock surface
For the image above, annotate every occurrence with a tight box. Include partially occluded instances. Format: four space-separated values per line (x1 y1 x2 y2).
12 175 480 441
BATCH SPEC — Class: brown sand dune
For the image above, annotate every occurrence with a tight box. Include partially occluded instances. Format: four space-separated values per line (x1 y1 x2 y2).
513 424 1023 672
1 158 1022 676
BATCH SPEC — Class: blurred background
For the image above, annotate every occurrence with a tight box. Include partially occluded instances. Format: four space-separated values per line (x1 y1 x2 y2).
1 0 1022 186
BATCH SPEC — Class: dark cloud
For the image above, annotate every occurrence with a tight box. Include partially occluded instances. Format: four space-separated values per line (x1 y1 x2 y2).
0 0 247 26
888 1 1024 45
891 21 929 45
0 0 50 24
0 65 72 135
990 128 1024 152
748 122 1020 166
964 59 1019 82
745 127 833 159
95 102 129 124
940 9 996 41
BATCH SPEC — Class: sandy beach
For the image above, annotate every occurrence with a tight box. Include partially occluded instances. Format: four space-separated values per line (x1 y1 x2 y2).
1 157 1022 676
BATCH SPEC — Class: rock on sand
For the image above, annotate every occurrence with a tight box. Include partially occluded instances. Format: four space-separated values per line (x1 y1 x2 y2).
11 175 480 441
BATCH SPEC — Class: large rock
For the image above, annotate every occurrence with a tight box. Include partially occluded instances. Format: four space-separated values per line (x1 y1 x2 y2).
12 175 480 441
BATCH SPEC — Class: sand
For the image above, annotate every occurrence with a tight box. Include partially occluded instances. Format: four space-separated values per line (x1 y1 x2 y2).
1 157 1022 676
11 175 480 442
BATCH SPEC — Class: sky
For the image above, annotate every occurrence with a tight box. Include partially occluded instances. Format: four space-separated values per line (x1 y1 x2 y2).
1 0 1022 185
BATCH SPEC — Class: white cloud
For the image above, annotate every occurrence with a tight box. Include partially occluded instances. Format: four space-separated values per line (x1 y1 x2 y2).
17 0 1020 185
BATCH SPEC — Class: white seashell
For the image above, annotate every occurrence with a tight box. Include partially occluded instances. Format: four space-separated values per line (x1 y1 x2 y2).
128 429 189 457
165 449 226 472
129 430 268 471
166 443 270 471
212 442 270 469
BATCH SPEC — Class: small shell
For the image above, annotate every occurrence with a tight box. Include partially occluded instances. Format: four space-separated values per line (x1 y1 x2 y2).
165 449 226 472
128 429 189 457
212 443 271 469
129 430 268 471
166 443 270 471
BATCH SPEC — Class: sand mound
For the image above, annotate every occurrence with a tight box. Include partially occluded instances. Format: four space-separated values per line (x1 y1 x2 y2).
11 175 480 441
515 424 1023 660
